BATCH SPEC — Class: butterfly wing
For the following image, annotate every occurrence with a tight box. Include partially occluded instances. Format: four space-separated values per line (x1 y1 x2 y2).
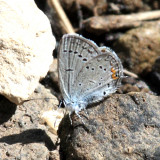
72 46 123 104
58 34 102 103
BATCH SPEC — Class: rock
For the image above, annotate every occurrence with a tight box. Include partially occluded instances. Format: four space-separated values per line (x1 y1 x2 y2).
0 0 56 104
60 0 152 16
114 21 160 76
107 0 149 13
152 56 160 73
49 149 61 160
49 58 58 73
58 92 160 160
60 0 106 14
49 58 59 85
83 11 160 35
152 57 160 90
40 109 65 135
61 0 95 11
0 83 61 160
120 77 152 94
145 57 160 94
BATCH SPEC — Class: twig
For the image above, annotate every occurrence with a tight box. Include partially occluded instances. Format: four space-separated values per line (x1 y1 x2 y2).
48 0 75 34
123 69 138 78
83 10 160 33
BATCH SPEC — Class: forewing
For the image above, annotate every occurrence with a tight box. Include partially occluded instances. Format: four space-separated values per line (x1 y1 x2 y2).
58 34 102 102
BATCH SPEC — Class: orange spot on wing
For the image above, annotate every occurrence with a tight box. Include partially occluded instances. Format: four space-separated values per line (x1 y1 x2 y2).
112 74 118 80
111 67 118 80
111 67 116 74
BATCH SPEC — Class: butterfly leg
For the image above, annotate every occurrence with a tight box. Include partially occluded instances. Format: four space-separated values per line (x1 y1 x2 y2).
84 108 88 117
58 99 63 108
69 112 73 125
75 111 85 124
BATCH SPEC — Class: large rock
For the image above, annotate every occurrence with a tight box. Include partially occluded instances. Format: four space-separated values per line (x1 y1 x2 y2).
0 0 56 104
0 83 61 160
114 21 160 76
58 92 160 160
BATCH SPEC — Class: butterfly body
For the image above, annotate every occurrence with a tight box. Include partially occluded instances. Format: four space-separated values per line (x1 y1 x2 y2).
58 34 123 118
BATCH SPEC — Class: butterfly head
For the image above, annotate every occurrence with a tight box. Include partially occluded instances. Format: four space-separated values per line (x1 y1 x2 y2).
64 100 87 114
65 102 78 113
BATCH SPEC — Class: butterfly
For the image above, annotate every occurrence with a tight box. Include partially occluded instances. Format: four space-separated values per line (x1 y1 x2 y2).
58 34 123 123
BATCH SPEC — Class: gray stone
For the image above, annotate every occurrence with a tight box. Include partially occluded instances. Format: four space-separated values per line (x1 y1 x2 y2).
58 92 160 160
0 83 60 160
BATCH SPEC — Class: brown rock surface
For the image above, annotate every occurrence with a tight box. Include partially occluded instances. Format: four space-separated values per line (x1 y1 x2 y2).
0 84 61 160
114 21 160 76
60 0 152 16
83 11 160 34
58 92 160 160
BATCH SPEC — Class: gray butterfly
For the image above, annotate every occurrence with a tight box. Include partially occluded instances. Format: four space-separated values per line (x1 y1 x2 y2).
58 34 123 122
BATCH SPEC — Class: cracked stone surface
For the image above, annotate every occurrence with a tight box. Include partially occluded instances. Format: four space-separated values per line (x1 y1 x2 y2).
58 92 160 160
